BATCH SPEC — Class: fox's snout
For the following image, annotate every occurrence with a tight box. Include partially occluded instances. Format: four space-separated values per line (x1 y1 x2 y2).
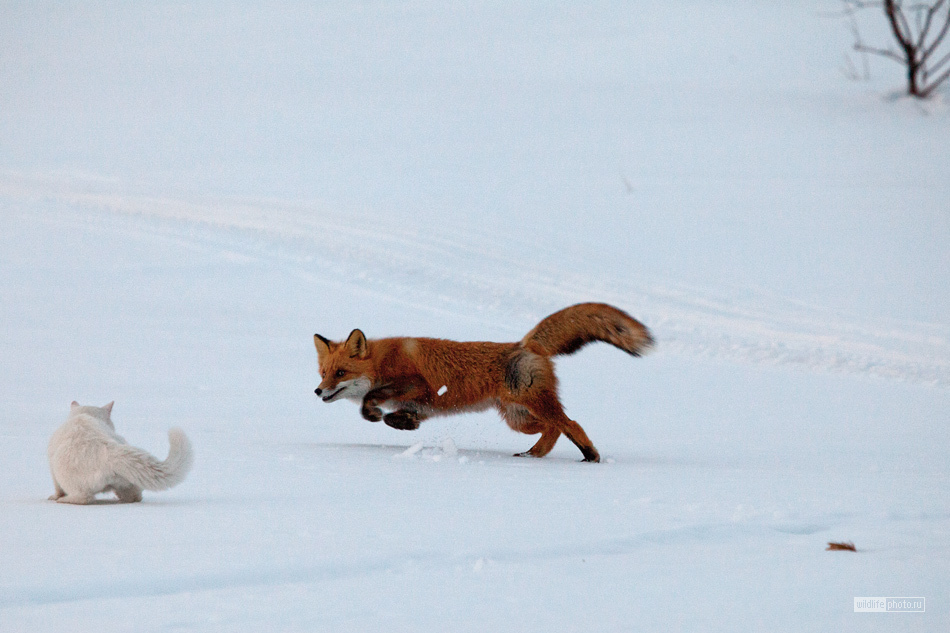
314 383 347 402
315 375 373 404
314 386 335 402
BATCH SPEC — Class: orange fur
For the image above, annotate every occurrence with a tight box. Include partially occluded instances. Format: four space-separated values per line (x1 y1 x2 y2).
314 302 653 462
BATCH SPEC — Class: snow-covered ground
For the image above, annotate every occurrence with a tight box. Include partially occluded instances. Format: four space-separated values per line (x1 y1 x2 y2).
1 2 948 631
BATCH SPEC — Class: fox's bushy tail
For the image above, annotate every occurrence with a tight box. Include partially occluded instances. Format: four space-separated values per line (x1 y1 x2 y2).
109 428 193 491
521 302 654 358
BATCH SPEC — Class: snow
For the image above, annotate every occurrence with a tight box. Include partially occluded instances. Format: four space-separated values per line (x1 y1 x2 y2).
1 1 949 631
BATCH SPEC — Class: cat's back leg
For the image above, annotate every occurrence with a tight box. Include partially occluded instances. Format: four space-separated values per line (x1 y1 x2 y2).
55 492 94 504
113 483 143 503
48 479 66 501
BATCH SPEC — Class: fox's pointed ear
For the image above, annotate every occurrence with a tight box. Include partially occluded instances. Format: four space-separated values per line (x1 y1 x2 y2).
104 401 114 413
344 329 368 359
70 401 79 410
314 334 332 361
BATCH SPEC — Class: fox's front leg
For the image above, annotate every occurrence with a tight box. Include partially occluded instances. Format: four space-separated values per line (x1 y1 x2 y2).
383 410 424 430
359 384 390 422
360 376 430 423
360 400 384 422
361 404 426 429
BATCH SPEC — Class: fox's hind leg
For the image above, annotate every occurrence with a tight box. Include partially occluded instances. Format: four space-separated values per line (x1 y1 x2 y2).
521 391 600 463
514 428 561 458
558 418 600 463
500 403 562 458
504 351 598 461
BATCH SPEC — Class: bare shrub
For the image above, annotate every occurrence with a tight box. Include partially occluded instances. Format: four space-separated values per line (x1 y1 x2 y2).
844 0 950 97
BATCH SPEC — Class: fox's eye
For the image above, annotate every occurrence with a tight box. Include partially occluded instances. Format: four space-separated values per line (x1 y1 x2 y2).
335 369 346 378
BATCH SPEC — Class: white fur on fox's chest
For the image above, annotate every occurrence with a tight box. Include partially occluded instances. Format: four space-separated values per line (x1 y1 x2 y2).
338 377 373 403
378 397 495 418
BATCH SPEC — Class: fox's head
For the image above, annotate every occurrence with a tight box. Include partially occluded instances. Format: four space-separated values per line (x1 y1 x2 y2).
313 329 375 403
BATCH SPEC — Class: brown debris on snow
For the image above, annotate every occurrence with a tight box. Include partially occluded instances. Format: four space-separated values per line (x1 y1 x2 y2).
826 541 857 551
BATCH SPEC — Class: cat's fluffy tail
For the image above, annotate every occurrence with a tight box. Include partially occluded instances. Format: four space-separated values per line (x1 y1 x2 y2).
110 428 193 491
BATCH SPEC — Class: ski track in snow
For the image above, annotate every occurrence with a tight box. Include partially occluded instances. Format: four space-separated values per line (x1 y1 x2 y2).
3 170 948 388
1 520 748 609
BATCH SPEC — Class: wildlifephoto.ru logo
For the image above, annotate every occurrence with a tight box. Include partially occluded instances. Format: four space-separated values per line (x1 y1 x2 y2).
854 597 925 613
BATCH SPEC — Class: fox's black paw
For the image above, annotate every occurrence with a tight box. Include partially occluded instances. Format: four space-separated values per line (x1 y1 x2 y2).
383 411 421 430
581 448 601 463
361 405 383 422
513 451 542 459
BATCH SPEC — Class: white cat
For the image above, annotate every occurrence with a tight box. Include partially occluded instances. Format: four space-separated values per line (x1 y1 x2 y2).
48 401 193 504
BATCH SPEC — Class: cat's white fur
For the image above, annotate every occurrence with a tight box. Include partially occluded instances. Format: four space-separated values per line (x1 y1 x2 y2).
48 401 193 504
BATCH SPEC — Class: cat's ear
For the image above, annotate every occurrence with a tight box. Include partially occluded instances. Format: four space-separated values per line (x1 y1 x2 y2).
104 401 114 414
70 401 79 410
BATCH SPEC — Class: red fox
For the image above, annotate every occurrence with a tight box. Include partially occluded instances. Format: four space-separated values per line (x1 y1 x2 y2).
313 303 653 462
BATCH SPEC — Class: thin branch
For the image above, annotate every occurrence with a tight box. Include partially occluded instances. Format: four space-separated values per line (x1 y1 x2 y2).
930 48 950 72
843 52 862 79
846 0 950 96
921 4 950 60
915 0 943 48
893 1 916 47
915 2 926 35
855 42 907 62
845 0 885 9
933 64 950 84
848 2 865 40
920 65 950 95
